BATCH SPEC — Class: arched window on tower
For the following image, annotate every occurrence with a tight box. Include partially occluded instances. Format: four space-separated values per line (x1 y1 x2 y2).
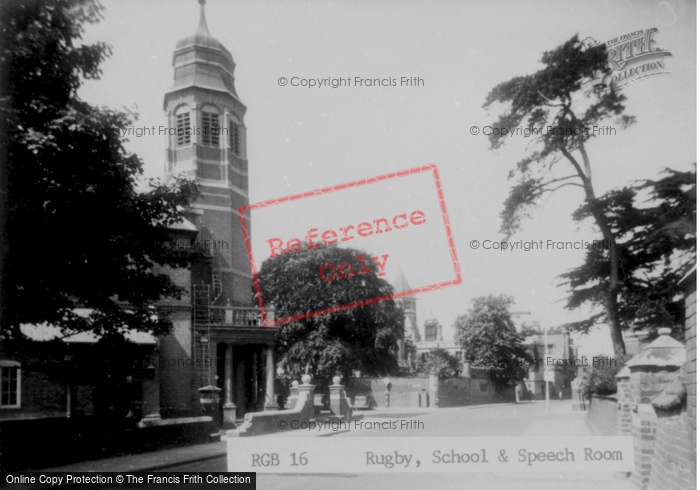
175 106 191 146
201 107 220 147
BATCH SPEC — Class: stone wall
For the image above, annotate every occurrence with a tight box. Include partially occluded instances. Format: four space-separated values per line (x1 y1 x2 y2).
159 308 197 418
587 395 618 435
647 406 695 490
347 377 429 408
0 415 215 471
346 376 511 408
438 377 513 407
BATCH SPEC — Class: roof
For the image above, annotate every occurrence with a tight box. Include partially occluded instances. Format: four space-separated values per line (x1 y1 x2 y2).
415 340 460 351
679 264 697 288
167 0 239 102
175 0 232 59
391 269 412 293
626 328 686 369
169 217 198 232
20 309 157 345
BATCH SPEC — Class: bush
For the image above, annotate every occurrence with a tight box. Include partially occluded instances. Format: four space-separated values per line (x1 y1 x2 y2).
584 353 633 396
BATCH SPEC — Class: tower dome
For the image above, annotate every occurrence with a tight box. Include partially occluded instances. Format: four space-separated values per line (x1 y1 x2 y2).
175 0 230 55
168 0 238 101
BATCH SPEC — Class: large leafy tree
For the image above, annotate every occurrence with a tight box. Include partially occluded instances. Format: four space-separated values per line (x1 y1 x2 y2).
560 167 696 337
484 36 636 354
256 244 405 383
454 295 529 388
0 0 202 343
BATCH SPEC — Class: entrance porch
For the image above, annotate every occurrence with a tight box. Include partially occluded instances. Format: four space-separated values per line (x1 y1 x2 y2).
195 305 279 426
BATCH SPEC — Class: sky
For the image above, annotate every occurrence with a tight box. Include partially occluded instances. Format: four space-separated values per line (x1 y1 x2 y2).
79 0 696 358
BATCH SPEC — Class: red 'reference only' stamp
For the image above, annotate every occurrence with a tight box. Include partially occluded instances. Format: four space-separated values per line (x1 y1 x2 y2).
238 164 462 326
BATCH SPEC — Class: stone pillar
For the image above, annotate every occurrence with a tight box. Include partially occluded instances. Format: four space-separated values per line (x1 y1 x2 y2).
429 373 439 408
225 300 233 324
616 365 633 436
285 381 299 409
223 344 236 427
252 350 259 410
207 341 218 388
235 358 246 418
297 374 316 421
627 328 686 489
329 376 353 422
264 346 278 411
329 376 343 417
140 350 161 422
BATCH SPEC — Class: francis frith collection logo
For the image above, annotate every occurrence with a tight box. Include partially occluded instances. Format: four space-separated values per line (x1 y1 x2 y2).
577 27 672 90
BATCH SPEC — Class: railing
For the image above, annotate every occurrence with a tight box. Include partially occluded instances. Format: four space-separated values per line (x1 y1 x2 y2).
208 305 275 326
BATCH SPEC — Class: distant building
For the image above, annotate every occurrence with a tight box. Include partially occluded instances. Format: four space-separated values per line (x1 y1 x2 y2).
391 270 421 366
414 318 473 376
521 332 579 399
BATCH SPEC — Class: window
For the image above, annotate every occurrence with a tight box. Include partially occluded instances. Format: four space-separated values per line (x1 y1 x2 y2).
175 107 191 146
229 121 240 155
202 111 220 147
455 351 463 361
424 324 437 342
0 361 20 408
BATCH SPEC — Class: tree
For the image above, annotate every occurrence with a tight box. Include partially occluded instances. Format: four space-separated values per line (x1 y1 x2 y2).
0 0 202 343
256 244 405 383
560 167 696 338
454 295 529 388
483 35 635 355
415 348 461 378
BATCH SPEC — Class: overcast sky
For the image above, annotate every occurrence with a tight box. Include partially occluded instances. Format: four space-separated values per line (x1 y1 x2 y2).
79 0 696 357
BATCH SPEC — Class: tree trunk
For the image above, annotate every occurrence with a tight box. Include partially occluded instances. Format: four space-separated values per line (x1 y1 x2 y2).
586 191 626 356
563 130 627 356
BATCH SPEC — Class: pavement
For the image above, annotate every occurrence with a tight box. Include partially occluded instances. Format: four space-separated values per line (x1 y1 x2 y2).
33 401 637 490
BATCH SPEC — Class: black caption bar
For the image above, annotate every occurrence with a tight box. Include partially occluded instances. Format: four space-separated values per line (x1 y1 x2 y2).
1 473 255 490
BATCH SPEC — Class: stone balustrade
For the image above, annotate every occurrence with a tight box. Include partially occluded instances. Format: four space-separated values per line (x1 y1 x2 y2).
209 305 274 326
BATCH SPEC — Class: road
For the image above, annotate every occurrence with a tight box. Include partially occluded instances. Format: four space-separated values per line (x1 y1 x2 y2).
165 402 636 490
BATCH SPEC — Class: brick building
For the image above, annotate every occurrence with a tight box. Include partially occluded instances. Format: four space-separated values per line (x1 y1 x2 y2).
0 0 277 448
